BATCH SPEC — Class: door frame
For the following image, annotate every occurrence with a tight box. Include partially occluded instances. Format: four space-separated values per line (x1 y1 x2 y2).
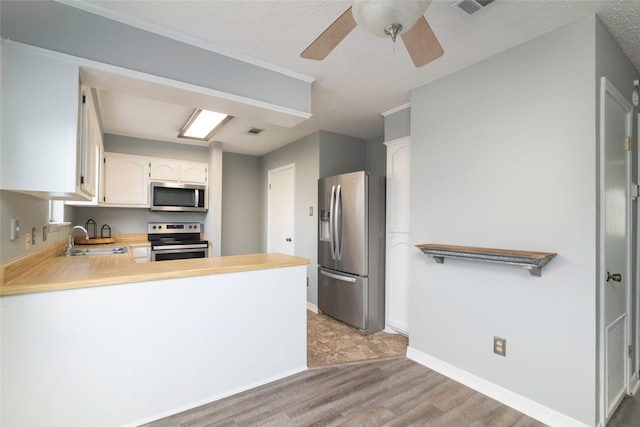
267 163 295 254
635 113 640 395
597 76 634 425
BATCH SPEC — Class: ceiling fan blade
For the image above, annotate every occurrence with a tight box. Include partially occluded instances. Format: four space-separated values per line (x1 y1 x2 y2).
401 16 444 67
301 7 357 60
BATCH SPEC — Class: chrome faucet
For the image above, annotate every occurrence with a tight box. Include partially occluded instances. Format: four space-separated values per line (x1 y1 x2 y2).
65 225 90 256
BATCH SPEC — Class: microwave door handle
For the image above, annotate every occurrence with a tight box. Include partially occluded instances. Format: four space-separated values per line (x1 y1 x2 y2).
194 189 199 208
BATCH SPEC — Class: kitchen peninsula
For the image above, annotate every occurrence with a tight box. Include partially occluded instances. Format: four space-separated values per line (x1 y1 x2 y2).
1 245 309 427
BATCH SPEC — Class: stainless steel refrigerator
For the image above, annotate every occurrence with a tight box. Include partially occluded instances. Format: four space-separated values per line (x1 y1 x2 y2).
318 171 385 334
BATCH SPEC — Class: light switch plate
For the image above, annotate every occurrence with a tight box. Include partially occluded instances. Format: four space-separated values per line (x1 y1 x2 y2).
10 218 20 240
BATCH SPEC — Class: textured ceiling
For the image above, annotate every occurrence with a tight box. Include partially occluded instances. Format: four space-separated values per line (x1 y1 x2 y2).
73 0 640 155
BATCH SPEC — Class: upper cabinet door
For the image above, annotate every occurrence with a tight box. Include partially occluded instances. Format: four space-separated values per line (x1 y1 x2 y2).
79 87 102 198
0 42 89 200
149 159 207 183
150 159 180 181
102 153 149 207
180 161 208 184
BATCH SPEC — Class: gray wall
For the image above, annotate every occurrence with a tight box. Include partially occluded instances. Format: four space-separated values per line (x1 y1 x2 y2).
366 135 386 176
0 0 311 114
595 17 640 396
318 131 367 178
409 16 599 425
0 191 71 262
221 152 261 256
261 133 320 304
261 130 379 305
384 107 410 141
104 134 209 162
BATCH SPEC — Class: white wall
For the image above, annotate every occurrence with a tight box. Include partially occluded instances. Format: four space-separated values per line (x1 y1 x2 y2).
1 266 307 426
409 16 597 425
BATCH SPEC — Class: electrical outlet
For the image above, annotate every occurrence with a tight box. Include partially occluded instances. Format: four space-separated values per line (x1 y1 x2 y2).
25 232 31 251
494 336 506 357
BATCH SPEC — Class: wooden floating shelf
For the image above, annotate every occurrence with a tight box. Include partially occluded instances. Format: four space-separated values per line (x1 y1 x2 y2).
415 244 557 277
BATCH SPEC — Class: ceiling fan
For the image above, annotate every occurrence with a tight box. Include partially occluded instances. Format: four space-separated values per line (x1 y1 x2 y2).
301 0 444 67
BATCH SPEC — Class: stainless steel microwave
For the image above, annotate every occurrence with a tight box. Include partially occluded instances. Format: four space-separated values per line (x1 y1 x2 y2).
150 182 208 212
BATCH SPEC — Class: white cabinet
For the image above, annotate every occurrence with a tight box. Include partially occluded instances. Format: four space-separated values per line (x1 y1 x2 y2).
180 161 208 184
150 159 207 184
67 88 103 206
384 136 411 335
386 233 412 333
0 42 93 200
102 153 149 207
103 153 208 208
131 246 150 263
150 159 180 181
80 87 101 198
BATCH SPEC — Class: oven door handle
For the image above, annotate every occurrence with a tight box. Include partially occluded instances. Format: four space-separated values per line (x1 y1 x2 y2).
153 243 209 251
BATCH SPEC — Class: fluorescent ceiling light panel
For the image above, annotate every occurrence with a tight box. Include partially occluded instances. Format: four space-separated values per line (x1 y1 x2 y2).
179 109 232 141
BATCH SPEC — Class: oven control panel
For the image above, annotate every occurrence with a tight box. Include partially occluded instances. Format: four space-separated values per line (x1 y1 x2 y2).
148 222 201 234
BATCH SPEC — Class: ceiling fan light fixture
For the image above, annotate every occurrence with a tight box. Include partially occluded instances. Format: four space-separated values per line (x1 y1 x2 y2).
178 109 232 141
352 0 432 38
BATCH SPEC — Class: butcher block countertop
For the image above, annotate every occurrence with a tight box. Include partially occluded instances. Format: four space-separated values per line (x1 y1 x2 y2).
1 236 309 296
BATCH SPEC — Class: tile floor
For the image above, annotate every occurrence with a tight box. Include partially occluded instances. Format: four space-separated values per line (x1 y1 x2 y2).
307 310 408 367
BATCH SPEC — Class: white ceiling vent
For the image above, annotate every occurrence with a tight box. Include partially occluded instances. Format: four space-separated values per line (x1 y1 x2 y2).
245 127 265 136
452 0 495 15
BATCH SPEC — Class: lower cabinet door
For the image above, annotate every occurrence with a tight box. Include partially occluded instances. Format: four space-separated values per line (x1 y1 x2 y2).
386 233 410 334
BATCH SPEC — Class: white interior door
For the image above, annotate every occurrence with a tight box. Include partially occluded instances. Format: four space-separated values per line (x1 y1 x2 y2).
599 77 632 423
267 164 295 255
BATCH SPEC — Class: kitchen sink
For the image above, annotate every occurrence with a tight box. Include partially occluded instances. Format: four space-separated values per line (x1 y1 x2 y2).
59 247 128 257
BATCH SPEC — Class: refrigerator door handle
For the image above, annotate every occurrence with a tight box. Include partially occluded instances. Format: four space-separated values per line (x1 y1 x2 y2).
329 184 336 260
335 184 342 260
320 269 357 283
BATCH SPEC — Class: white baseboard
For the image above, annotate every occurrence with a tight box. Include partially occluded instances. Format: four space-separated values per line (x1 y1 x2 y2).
306 302 318 313
631 376 640 395
383 326 408 336
406 347 589 427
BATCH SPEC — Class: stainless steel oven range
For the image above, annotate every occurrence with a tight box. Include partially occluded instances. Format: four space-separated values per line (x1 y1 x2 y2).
148 222 209 262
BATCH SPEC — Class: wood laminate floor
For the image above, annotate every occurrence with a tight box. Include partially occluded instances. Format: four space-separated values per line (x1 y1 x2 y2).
608 391 640 427
145 357 545 427
146 311 638 426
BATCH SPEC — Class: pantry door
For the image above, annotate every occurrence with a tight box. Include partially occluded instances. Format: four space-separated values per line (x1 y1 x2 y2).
267 164 295 255
599 77 633 424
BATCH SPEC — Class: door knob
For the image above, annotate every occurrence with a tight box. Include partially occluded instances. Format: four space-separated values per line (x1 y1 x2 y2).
606 272 622 282
286 237 292 242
